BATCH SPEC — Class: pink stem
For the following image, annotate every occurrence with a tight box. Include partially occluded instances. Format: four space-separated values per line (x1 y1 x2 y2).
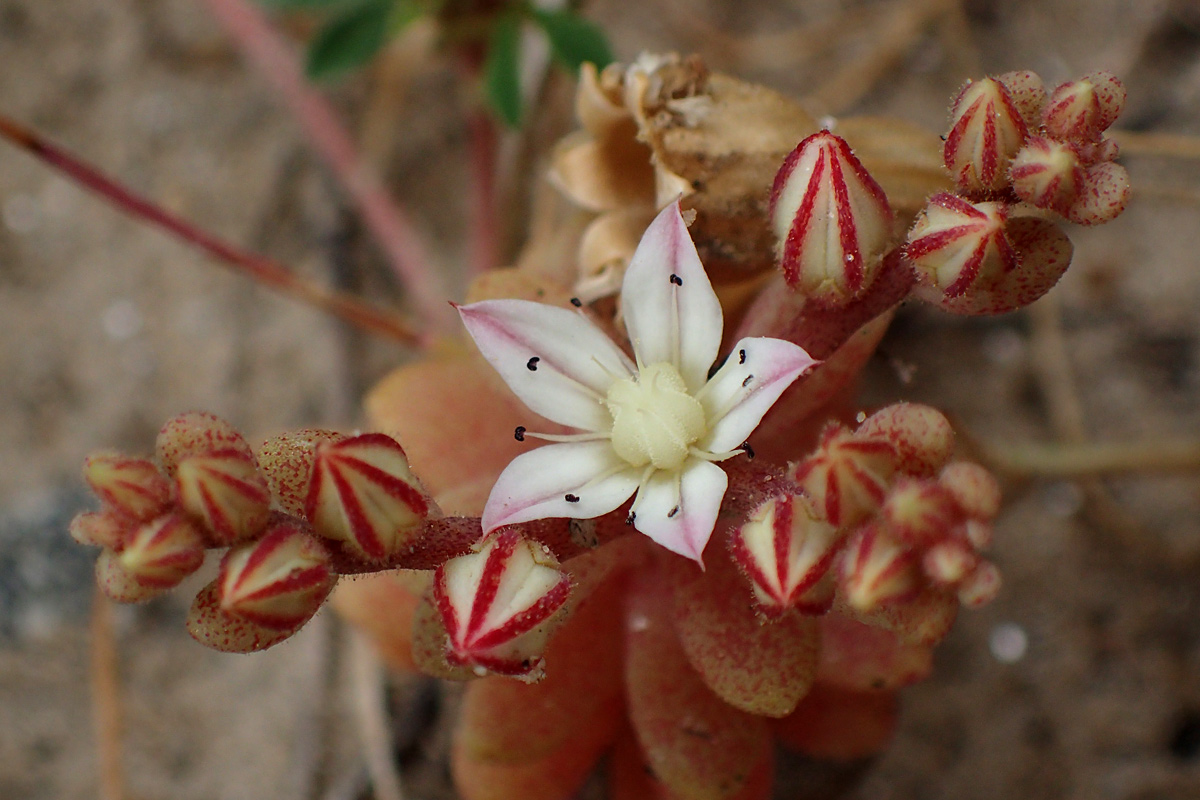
0 115 423 347
467 106 500 275
201 0 454 331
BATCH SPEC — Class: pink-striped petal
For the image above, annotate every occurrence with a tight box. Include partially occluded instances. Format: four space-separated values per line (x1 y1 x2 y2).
622 202 723 393
481 441 640 533
697 337 818 454
629 460 728 565
457 300 634 432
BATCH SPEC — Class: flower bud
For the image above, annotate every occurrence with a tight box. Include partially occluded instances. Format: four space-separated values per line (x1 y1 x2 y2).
96 548 167 603
1042 72 1125 143
82 452 172 522
839 526 919 612
433 529 571 680
856 403 955 478
175 449 271 545
217 517 336 630
729 492 842 617
770 130 895 305
1064 161 1130 226
938 462 1001 521
70 510 132 550
922 539 979 586
905 194 1016 298
879 479 963 548
156 411 254 479
306 433 432 563
256 428 345 516
957 560 1002 608
118 512 207 589
792 423 896 528
187 581 300 653
943 77 1029 194
1010 136 1084 215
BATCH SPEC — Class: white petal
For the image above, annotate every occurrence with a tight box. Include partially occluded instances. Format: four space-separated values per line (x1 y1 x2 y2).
698 337 819 453
622 202 723 393
629 460 728 565
458 300 634 432
481 441 640 532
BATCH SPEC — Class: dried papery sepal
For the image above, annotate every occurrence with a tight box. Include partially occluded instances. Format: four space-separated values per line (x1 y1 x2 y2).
82 452 172 523
938 461 1001 521
792 423 896 528
879 479 963 548
905 193 1015 298
1065 161 1131 226
70 510 132 550
1042 71 1126 143
770 130 895 305
1010 136 1085 215
943 77 1029 195
96 548 169 603
855 403 955 478
839 525 920 612
958 560 1002 608
175 449 271 546
187 581 301 653
729 491 842 617
118 512 207 589
433 528 571 681
995 70 1047 127
256 428 346 516
669 550 821 718
907 195 1074 315
156 411 254 478
217 516 336 630
306 433 432 563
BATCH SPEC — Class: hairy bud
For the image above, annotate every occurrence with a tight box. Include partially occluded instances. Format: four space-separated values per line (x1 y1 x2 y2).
840 526 920 612
1042 71 1125 143
856 403 955 478
433 529 571 681
156 411 254 478
943 77 1029 194
118 512 207 589
175 449 271 545
82 452 172 523
256 428 345 516
70 510 132 550
1010 136 1084 214
770 130 895 305
792 423 896 528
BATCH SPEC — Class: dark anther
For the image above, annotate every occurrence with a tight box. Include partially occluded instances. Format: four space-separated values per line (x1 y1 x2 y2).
527 356 540 371
669 273 683 286
570 297 583 307
668 505 679 518
742 374 754 387
514 426 526 442
565 494 581 503
740 441 755 460
738 349 746 364
626 511 636 525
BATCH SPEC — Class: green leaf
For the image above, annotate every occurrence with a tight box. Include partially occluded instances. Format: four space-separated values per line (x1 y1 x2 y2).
484 14 523 127
305 0 392 81
530 8 613 75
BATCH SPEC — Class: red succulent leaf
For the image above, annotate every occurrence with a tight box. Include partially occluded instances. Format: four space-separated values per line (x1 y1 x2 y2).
187 581 303 653
156 411 254 478
95 548 169 603
306 433 431 563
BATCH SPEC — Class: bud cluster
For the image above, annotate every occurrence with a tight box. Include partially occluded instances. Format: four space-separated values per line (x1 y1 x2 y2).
73 412 436 653
907 70 1129 315
730 403 1001 629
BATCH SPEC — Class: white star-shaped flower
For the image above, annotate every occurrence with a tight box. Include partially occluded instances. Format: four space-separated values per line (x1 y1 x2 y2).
457 202 817 564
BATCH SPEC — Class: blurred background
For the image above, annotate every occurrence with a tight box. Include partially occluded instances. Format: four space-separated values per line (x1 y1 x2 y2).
2 0 1200 797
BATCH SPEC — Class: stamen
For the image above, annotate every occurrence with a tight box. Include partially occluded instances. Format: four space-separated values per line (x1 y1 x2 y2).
668 505 680 518
521 430 610 444
527 357 540 371
669 274 683 286
570 297 583 307
565 494 581 503
740 441 755 460
689 447 745 463
738 349 746 364
514 426 526 442
626 511 636 525
742 374 754 388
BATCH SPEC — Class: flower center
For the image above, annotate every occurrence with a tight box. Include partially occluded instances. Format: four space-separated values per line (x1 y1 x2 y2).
605 362 707 471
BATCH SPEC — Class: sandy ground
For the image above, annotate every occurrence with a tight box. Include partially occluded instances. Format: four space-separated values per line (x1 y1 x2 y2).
2 0 1200 798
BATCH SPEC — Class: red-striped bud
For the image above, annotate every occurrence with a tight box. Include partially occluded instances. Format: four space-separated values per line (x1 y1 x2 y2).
70 510 133 550
938 461 1001 521
1010 136 1085 214
175 449 271 545
839 526 920 612
306 433 432 563
156 411 255 479
118 512 207 589
433 529 571 681
879 479 963 548
922 539 979 586
729 492 843 617
217 517 336 630
957 560 1002 608
770 130 895 305
856 403 955 478
905 194 1016 298
96 548 167 603
943 77 1029 194
256 428 345 516
792 423 896 528
82 452 172 522
1042 71 1125 143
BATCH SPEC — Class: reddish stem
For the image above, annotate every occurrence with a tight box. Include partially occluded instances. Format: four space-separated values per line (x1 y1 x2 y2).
201 0 454 331
0 115 423 346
